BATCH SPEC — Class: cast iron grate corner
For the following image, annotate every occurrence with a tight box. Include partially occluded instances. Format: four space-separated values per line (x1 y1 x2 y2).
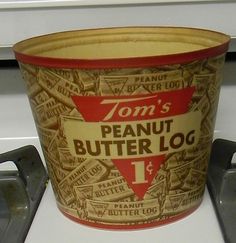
0 145 48 243
207 139 236 243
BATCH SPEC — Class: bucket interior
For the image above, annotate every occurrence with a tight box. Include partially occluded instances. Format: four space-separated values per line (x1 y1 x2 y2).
13 27 230 60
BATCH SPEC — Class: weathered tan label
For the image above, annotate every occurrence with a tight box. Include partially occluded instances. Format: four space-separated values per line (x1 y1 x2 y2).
58 159 108 204
63 111 201 159
100 70 185 95
20 53 225 228
35 97 69 127
86 199 161 223
163 186 204 215
74 176 134 201
38 69 81 107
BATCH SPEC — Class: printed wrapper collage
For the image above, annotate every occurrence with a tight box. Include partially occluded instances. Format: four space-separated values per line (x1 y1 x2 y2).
19 54 225 228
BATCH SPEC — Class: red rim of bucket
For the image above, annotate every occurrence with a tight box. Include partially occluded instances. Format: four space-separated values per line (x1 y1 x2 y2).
14 43 229 69
58 202 201 230
13 27 230 69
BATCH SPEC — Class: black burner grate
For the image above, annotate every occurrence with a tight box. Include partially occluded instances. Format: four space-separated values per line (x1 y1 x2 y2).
0 146 48 243
207 139 236 243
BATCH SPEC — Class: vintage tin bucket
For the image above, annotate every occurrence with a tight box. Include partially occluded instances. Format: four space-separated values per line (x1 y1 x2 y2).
13 27 230 229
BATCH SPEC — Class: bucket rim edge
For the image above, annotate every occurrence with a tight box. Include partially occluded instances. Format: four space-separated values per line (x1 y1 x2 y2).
13 26 231 69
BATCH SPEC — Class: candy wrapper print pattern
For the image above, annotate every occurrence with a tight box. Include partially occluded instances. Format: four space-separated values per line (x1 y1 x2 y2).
19 54 225 228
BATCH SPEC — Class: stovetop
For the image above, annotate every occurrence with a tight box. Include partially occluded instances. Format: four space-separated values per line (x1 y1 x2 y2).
0 59 236 243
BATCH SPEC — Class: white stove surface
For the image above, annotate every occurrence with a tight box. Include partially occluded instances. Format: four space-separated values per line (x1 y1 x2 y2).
1 63 236 243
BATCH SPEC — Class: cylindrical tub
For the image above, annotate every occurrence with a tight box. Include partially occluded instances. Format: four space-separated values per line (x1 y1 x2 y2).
13 27 230 229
